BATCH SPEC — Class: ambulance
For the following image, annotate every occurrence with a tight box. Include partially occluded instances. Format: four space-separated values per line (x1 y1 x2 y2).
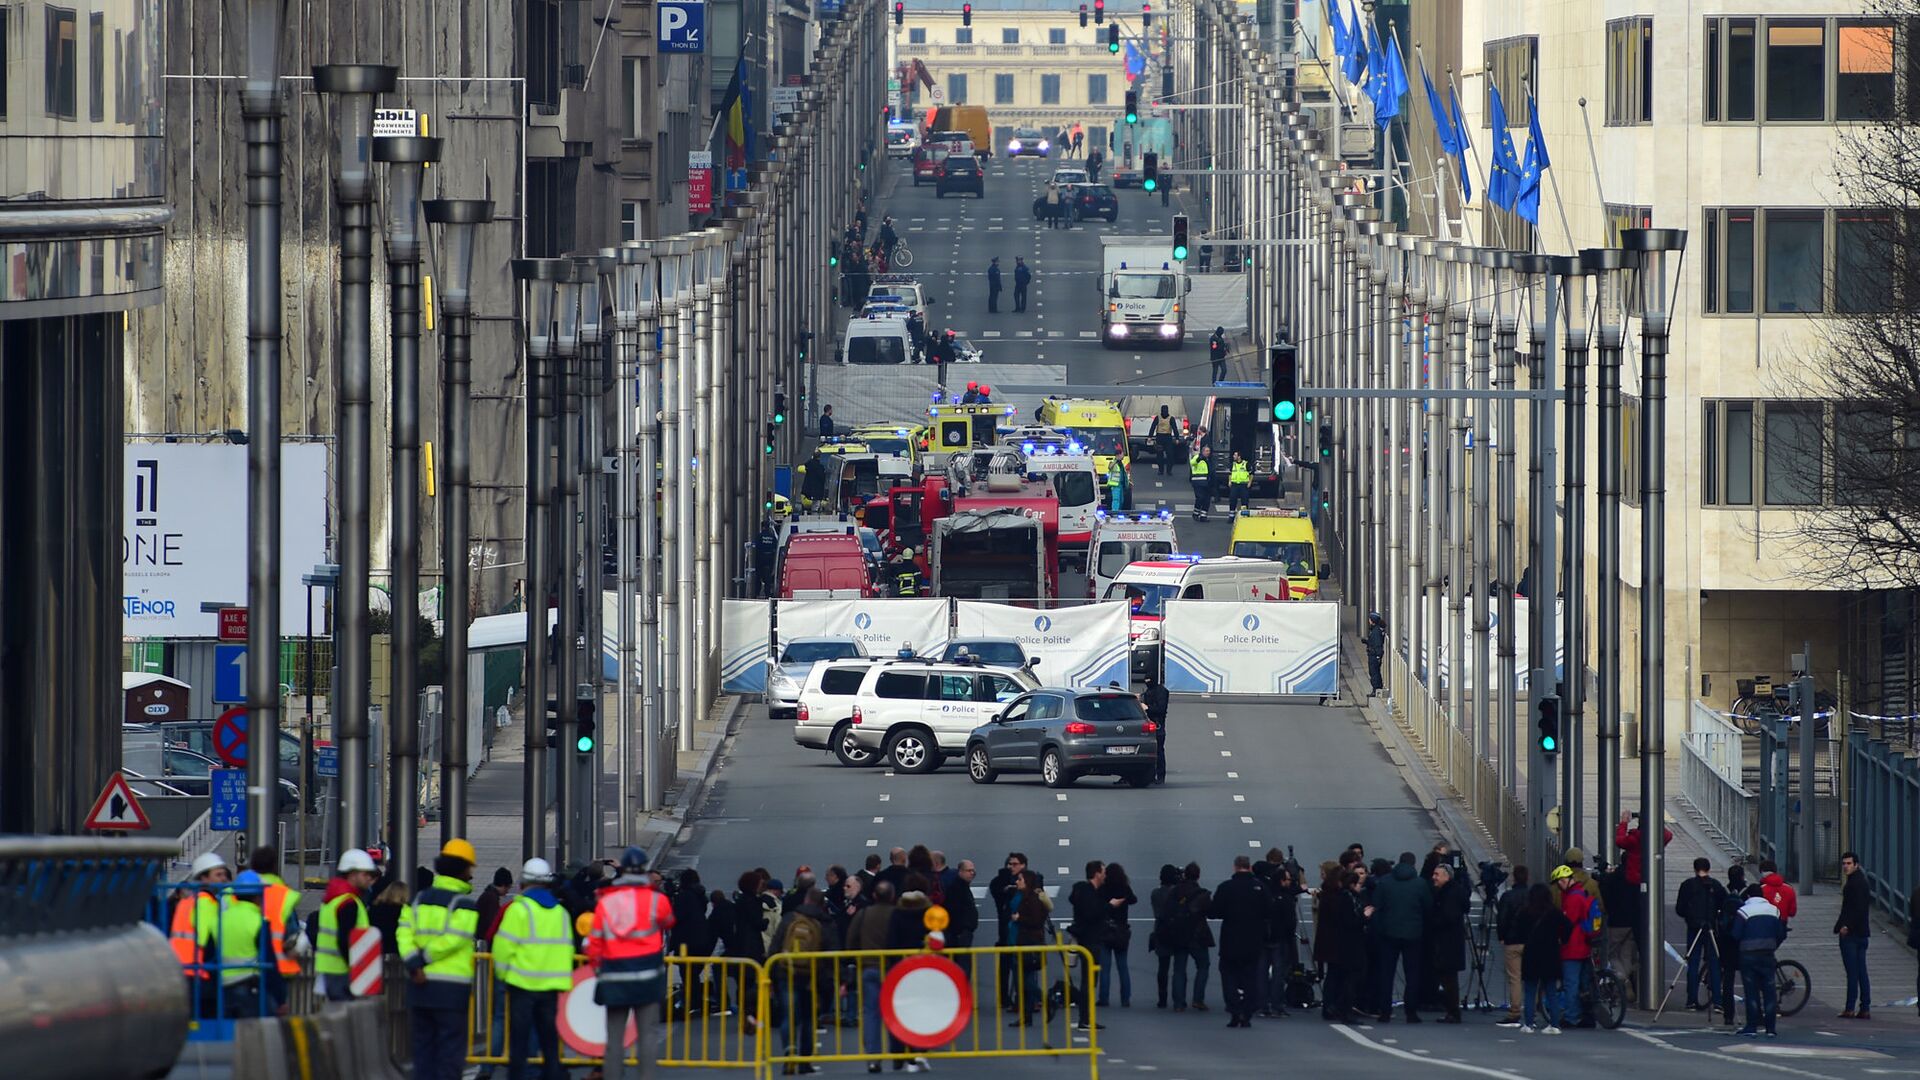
1087 509 1179 599
1037 397 1133 510
1100 556 1294 677
1227 507 1324 598
1017 445 1101 567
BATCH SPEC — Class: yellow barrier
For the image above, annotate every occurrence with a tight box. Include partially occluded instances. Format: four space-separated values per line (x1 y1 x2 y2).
762 945 1099 1079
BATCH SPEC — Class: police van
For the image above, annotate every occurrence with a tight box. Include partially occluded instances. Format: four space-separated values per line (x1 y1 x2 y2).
1088 510 1179 598
1016 445 1101 567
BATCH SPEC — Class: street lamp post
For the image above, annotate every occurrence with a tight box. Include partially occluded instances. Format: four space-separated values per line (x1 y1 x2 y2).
513 256 567 859
374 133 440 879
551 268 584 869
577 253 613 858
314 62 398 850
1490 251 1518 793
1582 246 1636 868
1556 255 1594 853
1423 242 1452 703
243 0 287 857
656 241 690 767
1623 226 1687 1006
424 196 494 843
1443 246 1472 739
1470 251 1496 769
1516 253 1562 872
613 241 656 832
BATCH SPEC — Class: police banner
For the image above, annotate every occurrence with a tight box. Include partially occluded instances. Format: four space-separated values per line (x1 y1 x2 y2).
954 601 1130 687
1161 601 1339 694
721 600 774 694
1410 596 1564 691
776 598 951 664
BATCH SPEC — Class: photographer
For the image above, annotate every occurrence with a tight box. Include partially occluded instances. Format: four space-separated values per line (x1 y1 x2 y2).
1494 865 1530 1024
1675 857 1728 1012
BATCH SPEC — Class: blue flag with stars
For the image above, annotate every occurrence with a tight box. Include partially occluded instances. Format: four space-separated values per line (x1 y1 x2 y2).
1374 33 1408 128
1449 86 1472 204
1487 84 1523 211
1341 1 1368 85
1515 100 1551 224
1328 0 1352 66
1420 56 1458 155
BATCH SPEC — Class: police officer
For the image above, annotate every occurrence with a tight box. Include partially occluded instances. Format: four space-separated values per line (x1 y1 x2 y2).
799 450 827 510
1142 674 1171 783
754 518 778 598
1188 446 1213 521
494 857 573 1080
315 848 379 1001
1227 452 1252 513
1107 458 1127 512
1364 612 1386 695
590 848 677 1080
399 838 482 1080
886 547 924 597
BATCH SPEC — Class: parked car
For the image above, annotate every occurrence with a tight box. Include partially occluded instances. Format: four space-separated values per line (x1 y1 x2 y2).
1071 183 1120 222
767 636 870 718
842 658 1039 772
149 746 303 814
965 687 1159 788
1007 126 1051 156
935 155 985 198
793 658 887 766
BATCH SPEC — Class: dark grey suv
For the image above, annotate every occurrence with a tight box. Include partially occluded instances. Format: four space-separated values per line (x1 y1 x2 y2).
965 688 1159 788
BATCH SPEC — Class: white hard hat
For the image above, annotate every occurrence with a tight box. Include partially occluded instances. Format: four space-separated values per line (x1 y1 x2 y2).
336 848 377 874
189 852 228 878
522 857 556 882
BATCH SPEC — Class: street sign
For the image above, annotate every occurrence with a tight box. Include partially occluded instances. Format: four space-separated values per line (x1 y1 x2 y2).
771 86 801 116
373 108 418 138
210 768 247 832
213 642 247 703
930 86 946 103
315 745 339 778
880 955 971 1049
658 0 705 52
217 606 249 642
213 705 248 766
557 966 639 1056
83 774 152 831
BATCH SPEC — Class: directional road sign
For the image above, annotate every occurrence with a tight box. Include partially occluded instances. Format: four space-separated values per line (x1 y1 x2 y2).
211 768 247 832
213 642 247 704
84 774 152 831
217 606 249 641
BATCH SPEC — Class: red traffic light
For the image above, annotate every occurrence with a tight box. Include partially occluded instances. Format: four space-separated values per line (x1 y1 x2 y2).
893 1 903 24
1093 0 1105 23
961 1 971 23
1079 2 1088 27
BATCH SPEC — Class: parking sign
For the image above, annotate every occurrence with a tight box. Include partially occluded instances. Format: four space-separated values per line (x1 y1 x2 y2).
658 0 705 52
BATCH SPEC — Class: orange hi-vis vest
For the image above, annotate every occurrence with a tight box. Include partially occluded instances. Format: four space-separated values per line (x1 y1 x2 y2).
170 891 219 978
260 878 302 976
588 884 673 964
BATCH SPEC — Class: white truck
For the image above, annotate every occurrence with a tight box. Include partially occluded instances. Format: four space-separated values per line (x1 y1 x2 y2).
1099 236 1191 349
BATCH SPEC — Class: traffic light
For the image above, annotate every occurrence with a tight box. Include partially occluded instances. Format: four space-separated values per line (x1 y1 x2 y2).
774 390 787 425
1123 88 1138 120
1269 343 1299 421
576 699 597 753
1094 0 1104 23
1536 695 1561 755
1141 152 1158 192
1142 2 1151 28
1109 24 1121 53
893 1 903 25
1079 2 1087 26
1162 66 1174 97
1171 214 1188 261
962 2 971 25
1319 424 1334 459
765 422 775 454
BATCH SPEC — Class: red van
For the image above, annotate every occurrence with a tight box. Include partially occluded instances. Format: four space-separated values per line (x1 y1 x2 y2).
779 535 876 598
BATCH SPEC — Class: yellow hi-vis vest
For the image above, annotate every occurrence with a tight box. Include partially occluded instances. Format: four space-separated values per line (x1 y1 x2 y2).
1189 455 1210 479
1229 460 1251 485
397 873 480 988
314 891 367 977
199 898 268 986
493 893 576 992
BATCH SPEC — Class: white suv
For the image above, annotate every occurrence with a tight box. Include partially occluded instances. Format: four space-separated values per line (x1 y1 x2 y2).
794 659 886 766
845 659 1039 773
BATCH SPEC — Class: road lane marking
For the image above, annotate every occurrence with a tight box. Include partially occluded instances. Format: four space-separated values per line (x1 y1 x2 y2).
1226 771 1239 779
1057 793 1068 801
1059 867 1070 876
874 817 885 823
1326 1023 1538 1079
1618 1029 1847 1079
1058 815 1070 822
1241 817 1253 824
867 839 878 847
878 794 890 801
1059 838 1071 846
1221 750 1232 757
1212 730 1224 737
1234 795 1245 802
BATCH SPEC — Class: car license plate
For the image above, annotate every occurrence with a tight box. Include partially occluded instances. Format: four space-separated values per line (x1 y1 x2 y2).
1105 745 1139 755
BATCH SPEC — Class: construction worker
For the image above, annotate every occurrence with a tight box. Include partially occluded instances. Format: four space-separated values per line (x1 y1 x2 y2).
886 547 924 597
1227 452 1252 513
399 838 481 1080
1188 446 1213 521
200 870 291 1019
589 847 676 1080
171 852 231 1013
494 858 573 1080
248 846 304 1011
315 848 379 1002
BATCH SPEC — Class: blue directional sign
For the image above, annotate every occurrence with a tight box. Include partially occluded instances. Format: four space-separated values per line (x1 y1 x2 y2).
213 643 247 704
315 746 339 779
211 768 247 832
659 0 705 52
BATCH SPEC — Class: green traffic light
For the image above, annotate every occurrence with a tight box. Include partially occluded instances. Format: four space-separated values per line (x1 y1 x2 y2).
1172 244 1188 260
1275 400 1297 421
1143 178 1157 192
830 255 839 266
1540 734 1559 753
765 443 775 454
774 411 786 424
1125 110 1137 122
576 734 594 753
1111 42 1121 54
1304 407 1315 422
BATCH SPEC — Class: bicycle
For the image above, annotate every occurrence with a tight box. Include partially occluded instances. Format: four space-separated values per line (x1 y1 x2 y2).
1584 962 1627 1030
1772 957 1811 1017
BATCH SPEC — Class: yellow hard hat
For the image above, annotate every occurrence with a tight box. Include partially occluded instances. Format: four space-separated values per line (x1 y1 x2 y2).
922 905 951 933
1549 864 1574 883
441 838 478 865
576 911 596 937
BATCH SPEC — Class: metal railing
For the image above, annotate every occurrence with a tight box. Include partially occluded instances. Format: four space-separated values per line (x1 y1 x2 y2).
1845 733 1919 929
1678 700 1756 857
1386 649 1531 862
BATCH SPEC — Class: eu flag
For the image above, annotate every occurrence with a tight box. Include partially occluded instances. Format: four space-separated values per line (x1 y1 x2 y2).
1375 34 1408 128
1515 102 1551 225
1341 2 1368 84
1449 86 1473 204
1421 57 1459 155
1487 84 1523 211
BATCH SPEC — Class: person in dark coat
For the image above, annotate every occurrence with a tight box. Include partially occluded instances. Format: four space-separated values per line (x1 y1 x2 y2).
1715 864 1748 1025
944 861 981 962
1149 864 1181 1008
1495 866 1533 1024
1836 851 1873 1018
668 869 713 1015
1426 865 1469 1022
1259 859 1302 1017
1364 612 1386 694
1166 863 1214 1011
1675 857 1728 1012
1369 852 1432 1022
987 258 1003 313
1097 863 1138 1008
1067 861 1109 1027
1211 857 1269 1028
989 853 1028 1007
1504 883 1571 1031
1141 676 1170 783
1013 257 1033 313
1318 870 1370 1022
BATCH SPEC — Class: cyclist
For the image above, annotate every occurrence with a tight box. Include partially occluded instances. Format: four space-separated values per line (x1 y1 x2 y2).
1550 864 1595 1028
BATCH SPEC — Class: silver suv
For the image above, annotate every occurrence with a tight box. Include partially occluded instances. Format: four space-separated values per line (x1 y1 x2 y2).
844 659 1039 773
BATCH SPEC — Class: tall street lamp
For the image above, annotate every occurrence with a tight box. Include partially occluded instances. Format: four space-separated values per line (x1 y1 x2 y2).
374 133 439 879
424 195 493 844
1515 252 1561 872
551 267 584 870
578 252 614 859
1555 254 1594 852
513 256 567 859
611 241 657 836
314 62 398 850
1623 225 1686 1006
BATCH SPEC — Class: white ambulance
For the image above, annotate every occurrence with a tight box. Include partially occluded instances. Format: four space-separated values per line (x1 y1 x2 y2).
1087 510 1179 599
1015 444 1101 568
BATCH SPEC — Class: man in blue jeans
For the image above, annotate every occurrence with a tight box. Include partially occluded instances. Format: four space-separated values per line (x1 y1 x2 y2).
1836 852 1872 1019
1734 887 1786 1036
1675 857 1728 1011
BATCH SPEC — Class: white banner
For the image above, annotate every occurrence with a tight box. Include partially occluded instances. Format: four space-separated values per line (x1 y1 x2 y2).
1407 596 1565 692
954 601 1130 688
1161 600 1339 694
123 443 330 636
777 597 951 665
722 600 774 693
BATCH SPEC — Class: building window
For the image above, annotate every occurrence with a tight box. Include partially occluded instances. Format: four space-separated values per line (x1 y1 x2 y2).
1724 402 1754 505
1704 400 1835 507
621 57 640 139
909 27 925 44
1605 17 1653 125
1604 203 1652 247
1702 401 1719 505
948 74 967 103
955 27 972 44
88 12 102 122
1002 27 1019 44
525 0 560 108
1763 404 1823 505
994 73 1014 104
1707 16 1904 122
2 7 11 120
1049 27 1066 44
1834 406 1898 505
1620 396 1642 507
621 202 639 242
1088 73 1108 104
1702 207 1894 316
1483 35 1537 127
45 6 77 119
1041 73 1060 104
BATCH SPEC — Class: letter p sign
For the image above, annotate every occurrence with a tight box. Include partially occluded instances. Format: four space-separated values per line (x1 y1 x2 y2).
659 0 705 52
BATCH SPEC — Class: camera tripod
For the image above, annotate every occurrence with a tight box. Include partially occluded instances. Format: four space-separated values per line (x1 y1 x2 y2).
1464 888 1498 1010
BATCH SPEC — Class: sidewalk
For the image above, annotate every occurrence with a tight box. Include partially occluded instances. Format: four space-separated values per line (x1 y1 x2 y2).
1336 627 1920 1021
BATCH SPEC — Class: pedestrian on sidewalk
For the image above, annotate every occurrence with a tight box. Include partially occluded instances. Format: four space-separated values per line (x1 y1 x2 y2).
1510 883 1570 1033
1044 183 1063 230
1426 864 1468 1023
1715 865 1748 1025
1676 856 1728 1012
1598 859 1639 1003
987 257 1003 313
1364 613 1386 695
1150 865 1181 1007
1734 887 1786 1037
1370 851 1430 1023
1013 257 1032 313
1549 864 1593 1029
1098 863 1138 1009
1836 851 1872 1019
1167 863 1214 1012
1208 327 1228 382
1494 866 1531 1024
1213 857 1268 1028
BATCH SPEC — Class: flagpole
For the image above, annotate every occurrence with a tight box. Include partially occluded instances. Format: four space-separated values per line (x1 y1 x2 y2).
1447 67 1507 250
1523 78 1577 252
1291 18 1356 122
1577 95 1610 235
1376 22 1429 238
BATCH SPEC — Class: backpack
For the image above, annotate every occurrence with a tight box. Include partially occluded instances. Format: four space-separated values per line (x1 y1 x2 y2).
1580 893 1605 939
783 914 823 954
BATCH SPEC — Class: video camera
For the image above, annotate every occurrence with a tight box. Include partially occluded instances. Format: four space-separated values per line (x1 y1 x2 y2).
1477 859 1508 898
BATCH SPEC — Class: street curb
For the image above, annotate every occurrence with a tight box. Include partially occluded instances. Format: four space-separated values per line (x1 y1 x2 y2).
644 694 747 867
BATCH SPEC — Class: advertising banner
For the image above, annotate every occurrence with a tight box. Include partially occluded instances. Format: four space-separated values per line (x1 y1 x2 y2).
1161 600 1339 694
123 443 329 636
721 600 775 694
775 597 950 666
954 601 1129 688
